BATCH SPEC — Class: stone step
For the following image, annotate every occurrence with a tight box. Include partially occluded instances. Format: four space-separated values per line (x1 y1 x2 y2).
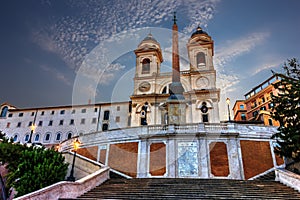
60 178 300 200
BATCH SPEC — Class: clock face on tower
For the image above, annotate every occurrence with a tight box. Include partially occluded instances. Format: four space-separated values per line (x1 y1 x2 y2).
196 77 209 89
138 81 151 92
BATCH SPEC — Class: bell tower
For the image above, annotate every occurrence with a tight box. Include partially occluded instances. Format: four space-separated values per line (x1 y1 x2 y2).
130 33 165 127
186 26 220 123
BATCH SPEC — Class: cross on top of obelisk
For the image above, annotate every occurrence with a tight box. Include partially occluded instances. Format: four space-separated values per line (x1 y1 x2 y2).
173 12 177 24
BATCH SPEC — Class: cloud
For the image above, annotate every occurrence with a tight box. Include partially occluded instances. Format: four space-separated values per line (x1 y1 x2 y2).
253 60 283 75
40 64 72 86
214 31 270 92
215 32 270 71
33 0 220 72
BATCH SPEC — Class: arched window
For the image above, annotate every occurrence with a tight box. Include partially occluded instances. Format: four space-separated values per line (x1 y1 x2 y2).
161 84 171 94
142 58 150 74
200 102 209 123
67 132 72 139
0 106 8 117
45 133 51 142
13 134 18 142
140 102 149 126
56 132 61 141
196 52 206 68
34 134 40 142
24 134 30 142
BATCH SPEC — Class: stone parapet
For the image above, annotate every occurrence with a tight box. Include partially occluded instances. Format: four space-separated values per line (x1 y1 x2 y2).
14 166 110 200
275 168 300 192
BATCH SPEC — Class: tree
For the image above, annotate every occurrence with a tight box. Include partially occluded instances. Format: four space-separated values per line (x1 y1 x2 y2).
271 58 300 161
0 135 68 197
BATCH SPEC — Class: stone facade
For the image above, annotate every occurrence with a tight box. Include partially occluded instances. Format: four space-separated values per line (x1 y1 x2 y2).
60 123 283 180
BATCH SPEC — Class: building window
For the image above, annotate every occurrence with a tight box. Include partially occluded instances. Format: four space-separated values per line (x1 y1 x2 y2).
268 119 273 126
67 132 72 139
72 109 76 114
103 110 110 120
117 106 120 111
70 119 74 125
56 133 61 141
94 108 98 112
241 114 246 121
8 113 13 117
18 113 23 117
59 120 64 125
13 135 18 142
6 122 10 128
51 111 55 115
0 106 8 117
142 58 150 74
196 52 206 68
48 120 53 126
268 103 274 109
24 134 29 142
60 110 65 115
31 112 34 116
92 118 97 124
34 134 40 142
41 111 44 116
253 111 258 118
17 122 21 127
28 121 33 127
45 133 51 141
116 116 120 122
202 114 209 123
240 104 244 109
102 123 108 131
81 108 86 113
38 121 43 126
260 106 266 111
80 118 85 124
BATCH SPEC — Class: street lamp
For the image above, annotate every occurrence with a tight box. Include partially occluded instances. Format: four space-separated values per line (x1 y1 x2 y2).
226 98 231 122
28 124 36 144
67 138 81 181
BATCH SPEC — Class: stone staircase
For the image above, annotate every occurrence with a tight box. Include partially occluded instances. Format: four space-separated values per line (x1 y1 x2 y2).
61 177 300 200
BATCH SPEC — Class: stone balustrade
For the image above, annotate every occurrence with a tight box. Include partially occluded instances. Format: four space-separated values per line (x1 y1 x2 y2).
60 123 277 152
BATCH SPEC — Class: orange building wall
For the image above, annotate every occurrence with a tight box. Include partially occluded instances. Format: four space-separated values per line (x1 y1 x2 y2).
108 142 138 177
240 140 274 179
209 142 230 177
149 142 166 176
77 146 98 161
99 149 107 164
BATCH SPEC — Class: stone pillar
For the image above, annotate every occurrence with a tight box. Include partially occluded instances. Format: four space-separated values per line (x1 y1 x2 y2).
227 138 243 179
199 137 209 178
137 139 149 178
167 138 176 178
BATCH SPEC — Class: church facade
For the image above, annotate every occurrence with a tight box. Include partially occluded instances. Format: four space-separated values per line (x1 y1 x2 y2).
0 18 284 180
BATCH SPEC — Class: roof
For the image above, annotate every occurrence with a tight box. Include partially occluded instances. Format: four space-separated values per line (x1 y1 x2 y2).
191 26 208 37
141 33 158 43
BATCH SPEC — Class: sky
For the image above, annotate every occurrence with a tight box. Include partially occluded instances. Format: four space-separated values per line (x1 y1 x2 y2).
0 0 300 120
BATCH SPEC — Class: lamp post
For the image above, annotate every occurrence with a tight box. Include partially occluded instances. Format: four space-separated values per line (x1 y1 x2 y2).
67 138 81 182
226 98 231 122
28 124 36 144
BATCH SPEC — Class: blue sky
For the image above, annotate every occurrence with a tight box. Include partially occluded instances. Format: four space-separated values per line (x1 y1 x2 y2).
0 0 299 120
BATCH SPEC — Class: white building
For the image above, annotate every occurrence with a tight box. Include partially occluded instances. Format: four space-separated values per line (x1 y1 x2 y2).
0 102 130 146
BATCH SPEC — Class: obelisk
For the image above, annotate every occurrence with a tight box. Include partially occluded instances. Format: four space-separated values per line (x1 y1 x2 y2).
167 12 186 125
